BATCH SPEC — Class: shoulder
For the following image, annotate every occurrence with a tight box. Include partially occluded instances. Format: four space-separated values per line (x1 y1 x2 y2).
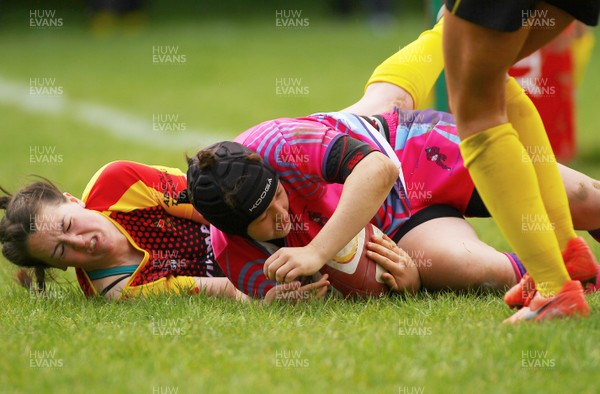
81 161 144 200
94 160 178 181
82 161 186 202
236 118 330 148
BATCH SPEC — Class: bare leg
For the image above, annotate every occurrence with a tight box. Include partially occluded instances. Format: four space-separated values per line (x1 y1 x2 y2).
442 4 576 296
398 217 517 292
443 11 530 135
516 3 574 60
560 164 600 230
341 82 414 115
392 164 600 294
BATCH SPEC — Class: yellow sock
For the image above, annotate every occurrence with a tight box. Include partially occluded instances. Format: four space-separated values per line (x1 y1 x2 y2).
460 124 570 296
505 77 577 250
366 19 444 109
571 29 595 87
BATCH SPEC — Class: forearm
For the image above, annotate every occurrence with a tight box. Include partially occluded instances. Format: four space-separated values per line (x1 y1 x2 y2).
309 152 398 262
195 277 248 301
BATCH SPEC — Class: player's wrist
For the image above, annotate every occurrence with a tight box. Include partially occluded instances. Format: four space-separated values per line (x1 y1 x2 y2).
305 241 333 270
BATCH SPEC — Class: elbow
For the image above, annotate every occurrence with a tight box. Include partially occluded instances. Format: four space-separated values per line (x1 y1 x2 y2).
378 153 399 189
348 151 399 193
361 152 398 194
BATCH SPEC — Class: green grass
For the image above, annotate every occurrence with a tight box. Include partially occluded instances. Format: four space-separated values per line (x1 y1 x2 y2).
1 11 600 394
2 287 599 394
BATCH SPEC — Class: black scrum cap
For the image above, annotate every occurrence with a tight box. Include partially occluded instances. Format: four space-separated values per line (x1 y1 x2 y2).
187 141 279 237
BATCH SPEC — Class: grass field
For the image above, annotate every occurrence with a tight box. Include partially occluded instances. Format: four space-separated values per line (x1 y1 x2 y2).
1 8 600 394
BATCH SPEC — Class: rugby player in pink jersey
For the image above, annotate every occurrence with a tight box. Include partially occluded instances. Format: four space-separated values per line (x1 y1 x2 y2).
186 20 600 304
186 109 600 299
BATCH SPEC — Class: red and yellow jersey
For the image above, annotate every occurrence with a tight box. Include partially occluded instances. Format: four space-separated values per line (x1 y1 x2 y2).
75 160 224 298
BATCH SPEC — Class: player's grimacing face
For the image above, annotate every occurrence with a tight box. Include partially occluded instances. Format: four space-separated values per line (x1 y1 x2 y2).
247 182 290 241
27 200 121 270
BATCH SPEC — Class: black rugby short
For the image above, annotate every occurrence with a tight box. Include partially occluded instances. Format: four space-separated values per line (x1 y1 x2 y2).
391 189 490 243
445 0 599 32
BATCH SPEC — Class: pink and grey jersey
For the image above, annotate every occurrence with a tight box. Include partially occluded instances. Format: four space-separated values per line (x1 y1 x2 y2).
212 108 476 298
236 114 411 235
314 108 475 215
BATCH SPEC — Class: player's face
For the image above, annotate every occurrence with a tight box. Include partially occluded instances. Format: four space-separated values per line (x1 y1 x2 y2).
27 200 124 271
247 182 290 241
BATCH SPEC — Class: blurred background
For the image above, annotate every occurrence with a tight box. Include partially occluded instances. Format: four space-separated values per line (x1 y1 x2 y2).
0 0 443 193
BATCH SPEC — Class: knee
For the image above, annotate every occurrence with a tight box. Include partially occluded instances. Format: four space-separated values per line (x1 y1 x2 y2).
566 182 589 216
446 59 507 114
567 180 600 226
440 247 506 289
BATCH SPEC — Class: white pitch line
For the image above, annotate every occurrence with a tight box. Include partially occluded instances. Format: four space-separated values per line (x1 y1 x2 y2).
0 76 225 150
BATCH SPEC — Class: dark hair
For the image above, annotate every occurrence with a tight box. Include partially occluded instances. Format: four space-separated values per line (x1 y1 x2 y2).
0 179 67 291
186 148 263 210
186 141 280 238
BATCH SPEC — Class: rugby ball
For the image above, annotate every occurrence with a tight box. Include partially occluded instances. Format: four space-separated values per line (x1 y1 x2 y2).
319 224 390 298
